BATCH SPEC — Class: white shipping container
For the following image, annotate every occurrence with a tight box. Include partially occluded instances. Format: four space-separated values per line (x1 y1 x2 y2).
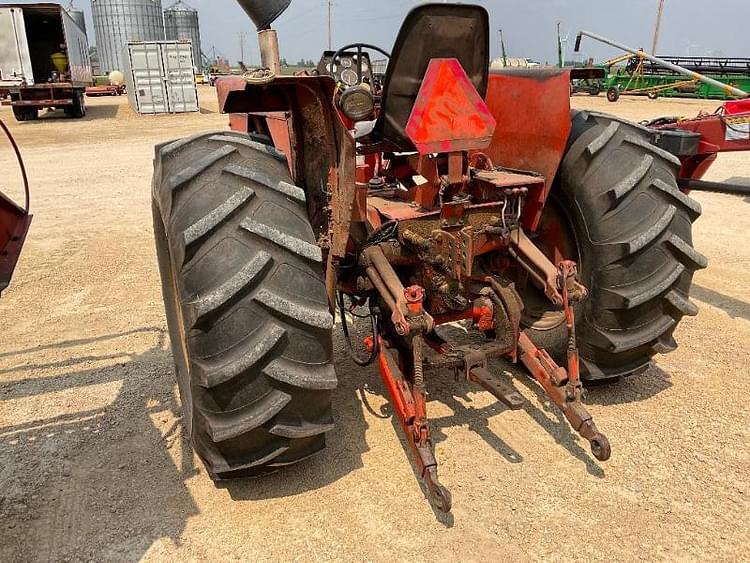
123 40 199 114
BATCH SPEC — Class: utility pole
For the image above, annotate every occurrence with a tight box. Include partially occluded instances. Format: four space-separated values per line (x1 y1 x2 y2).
238 31 247 64
499 28 508 68
651 0 665 54
327 0 333 51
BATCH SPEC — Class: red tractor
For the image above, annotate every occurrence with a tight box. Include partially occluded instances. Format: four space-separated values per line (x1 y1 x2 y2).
151 2 706 512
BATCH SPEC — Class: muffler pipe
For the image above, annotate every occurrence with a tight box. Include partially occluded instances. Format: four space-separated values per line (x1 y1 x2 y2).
235 0 291 30
258 29 281 75
234 0 291 73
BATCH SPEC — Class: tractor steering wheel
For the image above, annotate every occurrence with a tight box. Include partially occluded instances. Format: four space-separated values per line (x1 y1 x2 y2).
331 43 391 87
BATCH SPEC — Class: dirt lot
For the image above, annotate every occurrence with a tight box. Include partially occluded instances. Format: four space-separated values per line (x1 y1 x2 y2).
0 88 748 562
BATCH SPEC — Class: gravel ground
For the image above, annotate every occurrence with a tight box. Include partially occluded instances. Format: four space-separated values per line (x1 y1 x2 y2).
0 89 748 562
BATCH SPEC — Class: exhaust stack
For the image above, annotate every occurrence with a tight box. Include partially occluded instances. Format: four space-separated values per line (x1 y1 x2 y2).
235 0 291 73
236 0 291 30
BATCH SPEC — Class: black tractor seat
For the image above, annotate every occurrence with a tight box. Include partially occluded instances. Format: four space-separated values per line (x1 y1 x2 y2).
357 3 490 153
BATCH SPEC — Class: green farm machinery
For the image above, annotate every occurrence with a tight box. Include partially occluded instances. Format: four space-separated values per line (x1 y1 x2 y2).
575 31 750 102
605 55 750 102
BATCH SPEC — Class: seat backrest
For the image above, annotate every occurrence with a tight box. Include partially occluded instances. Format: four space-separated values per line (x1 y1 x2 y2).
373 3 490 152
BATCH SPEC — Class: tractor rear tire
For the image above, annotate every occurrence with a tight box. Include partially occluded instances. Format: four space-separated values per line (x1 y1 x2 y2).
152 131 336 479
536 111 707 380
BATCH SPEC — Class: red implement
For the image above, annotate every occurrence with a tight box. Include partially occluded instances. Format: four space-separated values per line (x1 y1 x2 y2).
0 119 32 295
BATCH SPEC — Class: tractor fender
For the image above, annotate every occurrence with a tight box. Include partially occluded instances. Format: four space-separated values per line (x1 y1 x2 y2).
482 68 572 232
216 75 356 308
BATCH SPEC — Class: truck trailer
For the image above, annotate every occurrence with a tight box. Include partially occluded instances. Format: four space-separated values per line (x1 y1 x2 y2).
0 3 92 121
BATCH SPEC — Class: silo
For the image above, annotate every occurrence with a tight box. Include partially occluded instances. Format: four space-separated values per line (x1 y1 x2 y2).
92 0 165 73
69 9 87 37
164 1 201 70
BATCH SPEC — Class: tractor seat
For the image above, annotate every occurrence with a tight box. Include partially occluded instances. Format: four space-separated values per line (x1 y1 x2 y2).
359 3 490 154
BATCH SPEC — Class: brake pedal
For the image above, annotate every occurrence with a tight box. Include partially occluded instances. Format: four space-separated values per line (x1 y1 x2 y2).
469 367 525 410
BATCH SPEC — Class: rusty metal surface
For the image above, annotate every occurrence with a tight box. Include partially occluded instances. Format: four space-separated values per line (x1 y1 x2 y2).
373 338 451 512
473 168 545 189
482 70 572 231
369 196 504 223
85 85 124 97
227 112 292 166
518 331 610 462
405 59 496 154
366 219 609 512
329 116 357 259
367 277 450 512
8 99 73 107
8 83 76 108
216 75 338 114
510 227 571 306
468 367 525 410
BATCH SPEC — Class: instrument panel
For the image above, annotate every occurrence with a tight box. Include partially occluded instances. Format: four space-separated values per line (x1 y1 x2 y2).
317 50 373 87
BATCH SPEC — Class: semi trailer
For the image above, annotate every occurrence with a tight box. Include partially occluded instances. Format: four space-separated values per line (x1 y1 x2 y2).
0 3 92 121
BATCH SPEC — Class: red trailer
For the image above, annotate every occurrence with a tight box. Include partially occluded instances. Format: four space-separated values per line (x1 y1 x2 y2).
648 98 750 196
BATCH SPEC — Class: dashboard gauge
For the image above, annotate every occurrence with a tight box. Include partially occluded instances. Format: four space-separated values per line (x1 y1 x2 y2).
341 68 359 86
340 58 352 68
360 61 369 72
326 62 338 74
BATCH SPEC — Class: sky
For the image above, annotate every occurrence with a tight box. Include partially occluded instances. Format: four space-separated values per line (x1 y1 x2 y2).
18 0 750 66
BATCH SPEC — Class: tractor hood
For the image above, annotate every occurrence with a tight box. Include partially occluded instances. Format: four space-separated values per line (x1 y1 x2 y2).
236 0 291 30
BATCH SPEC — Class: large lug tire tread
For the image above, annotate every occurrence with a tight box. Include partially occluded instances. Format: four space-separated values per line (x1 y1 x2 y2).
555 110 707 380
152 131 336 479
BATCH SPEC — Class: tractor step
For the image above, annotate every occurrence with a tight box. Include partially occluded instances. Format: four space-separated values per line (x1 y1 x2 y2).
469 367 525 410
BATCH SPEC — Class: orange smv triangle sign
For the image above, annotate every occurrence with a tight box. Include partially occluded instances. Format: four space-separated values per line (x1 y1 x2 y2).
405 58 497 155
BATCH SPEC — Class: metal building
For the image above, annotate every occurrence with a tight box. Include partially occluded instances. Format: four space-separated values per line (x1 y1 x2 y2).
69 9 87 37
164 1 201 70
92 0 165 73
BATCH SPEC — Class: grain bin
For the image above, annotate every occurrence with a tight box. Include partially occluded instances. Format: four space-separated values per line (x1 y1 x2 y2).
164 1 201 71
92 0 165 73
123 40 199 114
